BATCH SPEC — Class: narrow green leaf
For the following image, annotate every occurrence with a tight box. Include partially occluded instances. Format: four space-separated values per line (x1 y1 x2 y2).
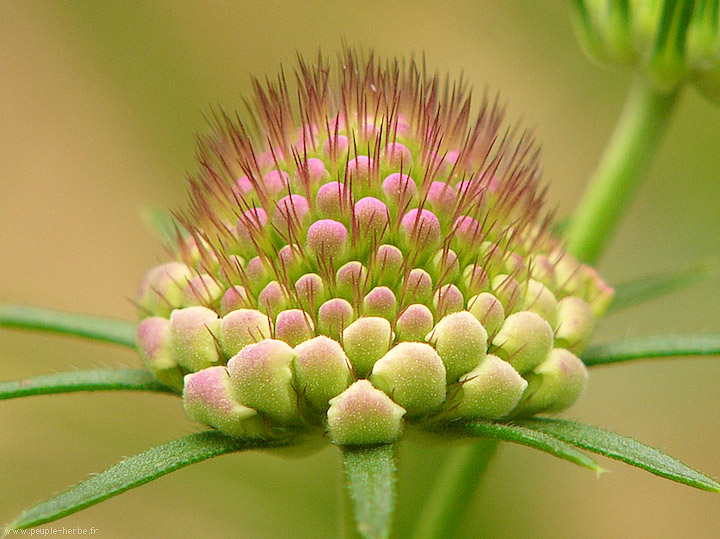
584 334 720 366
517 418 720 493
0 305 137 348
341 444 396 539
455 421 601 473
608 260 718 314
5 431 289 531
0 368 177 400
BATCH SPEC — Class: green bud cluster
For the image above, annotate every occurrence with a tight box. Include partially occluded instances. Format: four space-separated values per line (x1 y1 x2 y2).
135 50 613 445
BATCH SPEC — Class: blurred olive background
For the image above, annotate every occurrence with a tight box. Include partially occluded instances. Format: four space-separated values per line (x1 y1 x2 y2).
1 2 719 538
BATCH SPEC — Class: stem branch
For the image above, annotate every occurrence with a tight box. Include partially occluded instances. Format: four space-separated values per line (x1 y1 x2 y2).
567 75 680 263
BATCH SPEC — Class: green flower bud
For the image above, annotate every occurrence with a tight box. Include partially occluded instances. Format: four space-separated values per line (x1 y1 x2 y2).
275 309 315 347
182 273 224 308
555 296 595 353
492 311 553 374
317 298 355 341
363 286 397 320
514 348 589 416
395 304 434 342
183 366 268 438
137 262 193 317
467 292 505 338
227 338 300 424
293 336 353 410
427 311 488 382
491 273 521 314
220 308 272 358
342 316 392 376
370 342 446 416
326 380 406 445
170 306 221 371
522 279 559 329
451 354 527 419
135 316 184 391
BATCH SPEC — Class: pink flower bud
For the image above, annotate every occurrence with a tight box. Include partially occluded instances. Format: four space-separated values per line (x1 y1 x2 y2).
343 316 393 376
427 311 488 382
169 306 221 371
293 336 353 410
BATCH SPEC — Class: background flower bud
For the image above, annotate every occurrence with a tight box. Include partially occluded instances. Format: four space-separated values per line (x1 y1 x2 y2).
467 292 505 338
555 296 596 353
135 316 184 391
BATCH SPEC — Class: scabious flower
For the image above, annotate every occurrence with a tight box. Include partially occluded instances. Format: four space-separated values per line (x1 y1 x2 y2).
135 49 613 445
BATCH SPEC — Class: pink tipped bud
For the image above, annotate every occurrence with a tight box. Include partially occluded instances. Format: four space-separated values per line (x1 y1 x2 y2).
273 194 309 235
220 308 272 358
529 255 556 289
353 197 390 240
276 309 315 347
294 272 327 310
183 366 267 438
451 354 527 419
258 281 288 316
492 311 554 374
555 296 595 353
245 256 270 283
491 274 522 314
375 244 404 285
322 134 349 159
182 274 223 308
307 219 348 260
363 286 397 320
326 380 406 445
342 316 393 376
336 261 367 300
316 181 351 219
318 298 355 341
262 170 291 197
382 172 417 207
293 336 353 410
395 304 434 342
236 208 268 253
522 279 559 329
298 157 329 184
452 216 481 247
427 311 488 382
383 142 413 168
514 348 589 416
137 262 193 317
370 342 446 416
169 306 221 372
431 249 460 282
426 181 457 214
433 284 465 317
346 155 374 183
401 208 441 248
227 339 300 424
136 316 184 391
220 285 250 315
467 292 505 338
403 268 433 303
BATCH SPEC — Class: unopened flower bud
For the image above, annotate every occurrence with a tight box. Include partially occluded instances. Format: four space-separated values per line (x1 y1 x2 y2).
170 306 221 371
427 311 488 382
182 274 224 308
317 298 354 341
467 292 505 338
492 311 553 374
514 348 589 416
370 342 446 416
227 339 300 424
395 304 434 342
183 367 267 438
363 286 397 320
342 317 392 376
293 336 353 410
136 316 184 391
220 308 272 357
220 285 250 314
451 354 527 419
555 296 595 353
137 262 193 317
275 309 315 347
326 380 406 445
522 279 559 329
491 274 521 313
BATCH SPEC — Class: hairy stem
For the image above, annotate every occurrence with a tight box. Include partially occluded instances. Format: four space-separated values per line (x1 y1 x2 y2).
411 439 499 539
567 75 680 263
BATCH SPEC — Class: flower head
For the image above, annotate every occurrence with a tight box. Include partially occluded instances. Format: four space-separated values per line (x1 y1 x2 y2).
135 49 613 444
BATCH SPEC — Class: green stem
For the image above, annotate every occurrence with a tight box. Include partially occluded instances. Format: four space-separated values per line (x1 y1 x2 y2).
567 75 680 264
0 304 137 348
410 439 499 539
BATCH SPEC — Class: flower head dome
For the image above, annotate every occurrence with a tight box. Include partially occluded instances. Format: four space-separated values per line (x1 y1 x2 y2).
135 49 614 445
